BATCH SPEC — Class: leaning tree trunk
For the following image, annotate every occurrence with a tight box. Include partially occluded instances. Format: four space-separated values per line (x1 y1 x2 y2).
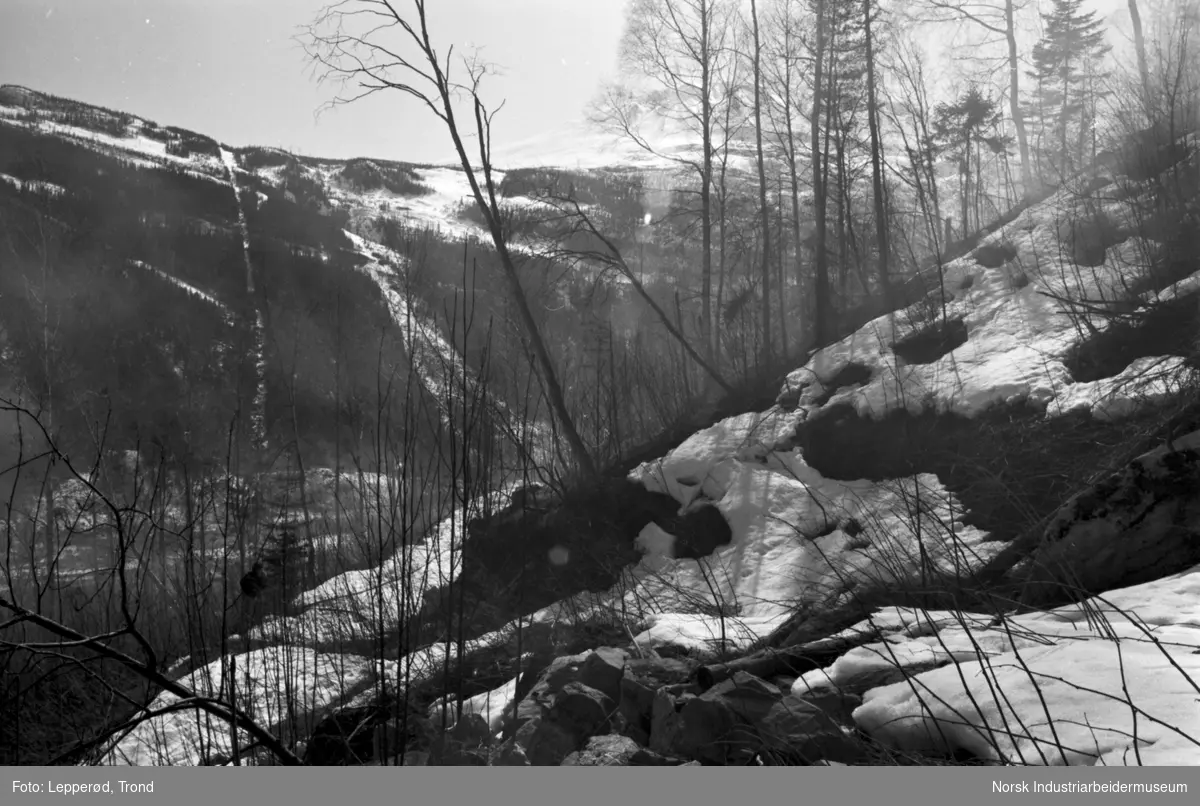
437 92 597 480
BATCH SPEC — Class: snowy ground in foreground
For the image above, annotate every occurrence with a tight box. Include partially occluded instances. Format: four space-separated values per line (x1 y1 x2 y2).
793 562 1200 765
438 559 1200 765
105 648 377 766
782 180 1198 423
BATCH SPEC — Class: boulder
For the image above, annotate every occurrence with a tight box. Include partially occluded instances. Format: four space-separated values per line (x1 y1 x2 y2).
549 682 616 740
620 656 699 742
580 647 628 703
661 672 787 764
618 680 655 743
1056 212 1124 267
526 652 592 707
677 696 741 764
501 651 591 737
561 734 641 766
752 694 863 765
649 688 687 757
702 671 782 724
658 502 733 560
515 717 579 767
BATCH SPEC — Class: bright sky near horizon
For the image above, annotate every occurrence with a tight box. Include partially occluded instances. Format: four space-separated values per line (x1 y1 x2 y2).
0 0 1140 166
0 0 629 164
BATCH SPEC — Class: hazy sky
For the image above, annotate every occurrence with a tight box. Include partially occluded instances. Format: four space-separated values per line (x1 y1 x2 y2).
0 0 630 164
0 0 1141 166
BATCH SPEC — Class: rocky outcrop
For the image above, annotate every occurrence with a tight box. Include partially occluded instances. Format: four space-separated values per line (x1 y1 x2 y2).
451 647 863 766
1004 430 1200 607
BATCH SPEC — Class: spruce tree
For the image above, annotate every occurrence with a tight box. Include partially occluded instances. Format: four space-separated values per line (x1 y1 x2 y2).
1027 0 1111 179
935 86 1001 236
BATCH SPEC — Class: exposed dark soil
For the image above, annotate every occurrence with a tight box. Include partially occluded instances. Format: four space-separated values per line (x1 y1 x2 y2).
892 318 969 366
1064 292 1200 382
414 479 678 654
793 400 1183 545
813 363 874 406
973 241 1018 268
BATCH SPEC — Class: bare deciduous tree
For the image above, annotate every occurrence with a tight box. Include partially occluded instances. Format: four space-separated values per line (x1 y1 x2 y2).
761 0 811 349
863 0 890 306
749 0 775 366
541 197 734 394
594 0 740 372
810 0 835 345
301 0 597 480
1128 0 1152 107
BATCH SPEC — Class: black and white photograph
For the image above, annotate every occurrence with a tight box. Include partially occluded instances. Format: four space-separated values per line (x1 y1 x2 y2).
1 0 1199 784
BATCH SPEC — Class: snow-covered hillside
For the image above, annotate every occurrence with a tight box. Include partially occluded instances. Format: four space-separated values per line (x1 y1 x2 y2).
782 173 1198 423
7 82 1198 768
101 132 1200 765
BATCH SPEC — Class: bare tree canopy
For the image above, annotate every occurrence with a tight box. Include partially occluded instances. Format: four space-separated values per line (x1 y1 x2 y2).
302 0 598 481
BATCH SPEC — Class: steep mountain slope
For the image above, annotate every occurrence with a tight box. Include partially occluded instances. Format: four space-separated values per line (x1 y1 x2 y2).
0 84 665 469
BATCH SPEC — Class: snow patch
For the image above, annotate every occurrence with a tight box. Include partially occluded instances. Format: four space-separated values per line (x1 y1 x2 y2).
126 260 228 312
801 566 1200 765
104 648 376 765
0 171 67 196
